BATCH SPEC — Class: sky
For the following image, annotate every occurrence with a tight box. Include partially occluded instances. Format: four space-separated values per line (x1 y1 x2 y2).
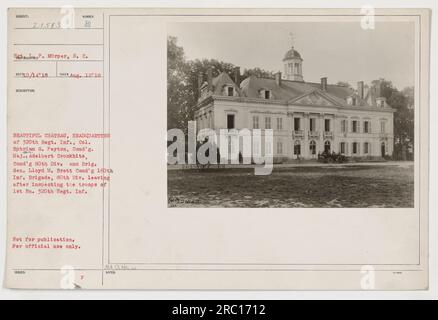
168 22 415 90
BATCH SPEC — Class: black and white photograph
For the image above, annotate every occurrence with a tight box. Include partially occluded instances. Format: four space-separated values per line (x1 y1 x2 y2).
2 5 432 294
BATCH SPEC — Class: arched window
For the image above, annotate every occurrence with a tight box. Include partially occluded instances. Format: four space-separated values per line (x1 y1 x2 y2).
309 140 316 155
381 142 386 157
223 85 235 97
324 140 331 152
294 140 301 155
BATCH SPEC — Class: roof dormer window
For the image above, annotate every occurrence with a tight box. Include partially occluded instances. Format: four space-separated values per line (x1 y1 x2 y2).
347 96 357 106
377 98 386 108
259 89 272 100
223 85 235 97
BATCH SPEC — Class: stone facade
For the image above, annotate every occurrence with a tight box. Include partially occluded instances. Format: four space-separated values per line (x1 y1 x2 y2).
194 46 395 161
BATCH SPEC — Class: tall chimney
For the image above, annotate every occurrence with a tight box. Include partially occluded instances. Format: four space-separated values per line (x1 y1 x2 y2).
357 81 364 99
375 80 382 97
321 77 327 91
207 68 213 92
233 67 240 86
275 72 282 86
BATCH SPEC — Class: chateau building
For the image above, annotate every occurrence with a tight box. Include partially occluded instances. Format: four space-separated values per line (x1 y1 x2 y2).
194 45 395 160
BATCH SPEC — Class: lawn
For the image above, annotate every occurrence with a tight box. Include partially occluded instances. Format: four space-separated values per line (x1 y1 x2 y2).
167 163 414 208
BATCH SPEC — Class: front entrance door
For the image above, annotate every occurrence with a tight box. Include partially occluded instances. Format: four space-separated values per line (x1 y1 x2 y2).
381 142 386 157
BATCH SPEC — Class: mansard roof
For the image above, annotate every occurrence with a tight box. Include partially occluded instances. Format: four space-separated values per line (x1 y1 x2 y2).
239 76 356 107
211 72 241 95
203 72 392 111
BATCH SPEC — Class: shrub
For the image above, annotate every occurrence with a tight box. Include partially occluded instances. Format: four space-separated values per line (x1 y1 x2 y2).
318 151 347 163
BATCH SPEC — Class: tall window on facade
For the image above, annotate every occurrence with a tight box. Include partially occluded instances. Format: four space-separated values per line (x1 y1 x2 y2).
380 121 386 133
364 121 370 133
227 86 234 97
341 119 347 133
324 119 330 132
324 140 331 152
309 140 316 155
340 142 346 154
277 118 283 130
277 141 283 155
294 118 300 131
227 114 235 129
363 142 369 154
294 140 301 155
265 117 271 129
381 142 386 157
352 120 358 133
352 142 358 154
265 141 272 156
253 116 259 129
310 118 316 132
